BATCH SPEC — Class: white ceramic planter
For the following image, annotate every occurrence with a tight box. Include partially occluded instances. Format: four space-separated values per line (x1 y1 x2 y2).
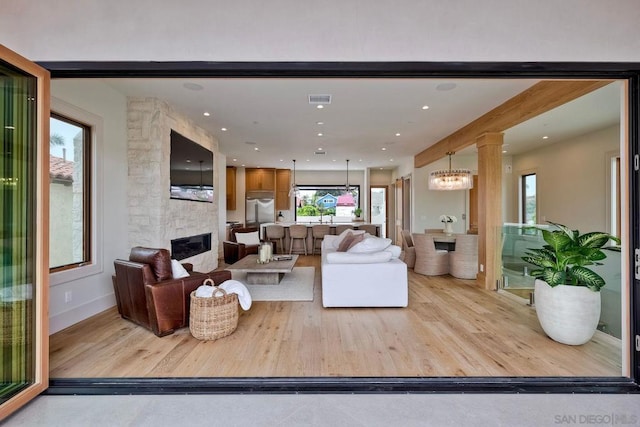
534 279 601 345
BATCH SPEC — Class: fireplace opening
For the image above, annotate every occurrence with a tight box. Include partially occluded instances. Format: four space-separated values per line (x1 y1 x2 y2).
171 233 211 260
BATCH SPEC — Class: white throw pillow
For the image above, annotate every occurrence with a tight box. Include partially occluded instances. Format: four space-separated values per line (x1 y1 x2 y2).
235 231 260 245
384 245 402 259
347 236 392 254
171 259 190 279
332 229 365 250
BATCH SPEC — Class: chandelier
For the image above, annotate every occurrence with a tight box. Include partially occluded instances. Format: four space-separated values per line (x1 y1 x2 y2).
343 159 353 194
288 159 301 197
428 152 473 191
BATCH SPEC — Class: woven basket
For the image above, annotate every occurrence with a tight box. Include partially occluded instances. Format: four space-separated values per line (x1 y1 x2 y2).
189 279 239 341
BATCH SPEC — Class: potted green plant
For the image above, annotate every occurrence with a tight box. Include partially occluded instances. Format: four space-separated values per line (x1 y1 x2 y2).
353 207 363 220
521 221 620 345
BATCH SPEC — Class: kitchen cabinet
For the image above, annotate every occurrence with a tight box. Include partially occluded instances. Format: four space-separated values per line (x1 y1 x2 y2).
245 168 276 192
226 166 236 210
275 169 291 210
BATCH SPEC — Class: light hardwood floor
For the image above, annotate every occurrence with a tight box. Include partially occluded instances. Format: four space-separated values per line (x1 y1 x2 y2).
50 256 622 378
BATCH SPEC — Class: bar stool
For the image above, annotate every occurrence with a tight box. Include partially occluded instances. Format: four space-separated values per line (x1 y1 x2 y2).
357 224 378 237
264 224 285 254
289 224 308 255
311 224 330 255
334 224 354 235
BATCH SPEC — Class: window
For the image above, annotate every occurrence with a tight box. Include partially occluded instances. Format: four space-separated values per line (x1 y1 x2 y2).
521 173 536 225
294 185 360 222
49 113 91 272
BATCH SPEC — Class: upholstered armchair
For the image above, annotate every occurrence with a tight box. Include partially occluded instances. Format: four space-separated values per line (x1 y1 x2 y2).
113 247 231 337
222 226 261 264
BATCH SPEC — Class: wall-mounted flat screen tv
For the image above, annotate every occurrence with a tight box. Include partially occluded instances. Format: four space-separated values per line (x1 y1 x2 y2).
170 130 214 203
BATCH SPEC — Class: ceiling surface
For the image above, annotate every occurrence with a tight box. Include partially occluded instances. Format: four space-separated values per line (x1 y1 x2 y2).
102 78 622 170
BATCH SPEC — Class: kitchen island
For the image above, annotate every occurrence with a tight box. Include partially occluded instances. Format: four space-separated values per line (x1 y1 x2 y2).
259 222 382 254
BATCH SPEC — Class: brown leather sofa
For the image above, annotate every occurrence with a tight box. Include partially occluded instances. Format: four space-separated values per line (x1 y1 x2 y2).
222 226 262 264
113 247 231 337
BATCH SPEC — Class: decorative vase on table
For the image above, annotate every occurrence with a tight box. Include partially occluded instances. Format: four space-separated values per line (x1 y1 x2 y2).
439 215 457 236
444 222 454 236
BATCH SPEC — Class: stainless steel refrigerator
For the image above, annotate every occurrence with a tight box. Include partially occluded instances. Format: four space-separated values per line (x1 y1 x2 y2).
245 191 275 229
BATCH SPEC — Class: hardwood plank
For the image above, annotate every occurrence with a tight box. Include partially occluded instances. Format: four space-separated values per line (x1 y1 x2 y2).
50 255 622 378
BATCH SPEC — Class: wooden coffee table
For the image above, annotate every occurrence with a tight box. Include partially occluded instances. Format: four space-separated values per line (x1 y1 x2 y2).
225 254 298 285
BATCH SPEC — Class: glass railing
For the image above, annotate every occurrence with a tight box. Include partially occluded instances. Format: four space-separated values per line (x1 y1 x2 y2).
499 222 622 339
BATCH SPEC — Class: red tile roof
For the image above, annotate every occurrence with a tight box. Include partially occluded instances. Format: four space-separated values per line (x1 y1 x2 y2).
50 155 74 182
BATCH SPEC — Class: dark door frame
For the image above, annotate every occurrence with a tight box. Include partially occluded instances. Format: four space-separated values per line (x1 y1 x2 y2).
40 61 640 394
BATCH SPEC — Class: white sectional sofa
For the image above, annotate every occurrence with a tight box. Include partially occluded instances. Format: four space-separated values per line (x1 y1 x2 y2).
321 231 408 307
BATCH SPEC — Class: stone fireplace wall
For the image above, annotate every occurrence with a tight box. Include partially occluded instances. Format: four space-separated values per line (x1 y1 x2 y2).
127 97 219 272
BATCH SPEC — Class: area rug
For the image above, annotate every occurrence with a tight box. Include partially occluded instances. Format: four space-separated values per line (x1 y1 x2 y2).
230 266 315 301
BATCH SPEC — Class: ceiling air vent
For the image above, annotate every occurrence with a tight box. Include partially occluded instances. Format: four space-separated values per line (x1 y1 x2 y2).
314 151 326 155
308 94 331 105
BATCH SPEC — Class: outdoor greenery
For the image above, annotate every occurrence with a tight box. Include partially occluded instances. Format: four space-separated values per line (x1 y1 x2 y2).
521 221 620 291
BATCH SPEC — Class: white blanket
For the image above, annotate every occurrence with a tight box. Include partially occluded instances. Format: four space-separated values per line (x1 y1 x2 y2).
194 280 252 310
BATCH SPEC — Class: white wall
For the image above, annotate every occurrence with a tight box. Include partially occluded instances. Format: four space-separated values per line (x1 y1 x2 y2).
508 125 620 232
412 155 477 234
49 80 128 334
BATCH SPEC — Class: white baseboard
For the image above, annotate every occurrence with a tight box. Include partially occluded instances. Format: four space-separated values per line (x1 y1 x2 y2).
49 293 116 335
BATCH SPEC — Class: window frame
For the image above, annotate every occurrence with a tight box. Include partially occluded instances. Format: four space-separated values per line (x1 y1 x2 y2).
49 112 92 273
48 97 103 287
520 172 537 225
293 184 361 222
39 61 640 394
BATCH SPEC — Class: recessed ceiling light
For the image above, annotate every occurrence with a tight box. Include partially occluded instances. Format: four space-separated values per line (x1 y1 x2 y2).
542 136 549 140
203 112 210 117
502 150 508 153
221 127 228 131
306 159 310 162
186 159 191 163
379 167 384 170
316 105 324 109
332 159 336 162
241 164 245 167
279 159 283 162
382 147 387 151
317 147 323 151
254 147 259 151
359 159 362 162
395 133 401 137
316 121 324 125
232 158 237 162
421 105 429 110
317 133 323 137
389 159 394 162
183 82 203 91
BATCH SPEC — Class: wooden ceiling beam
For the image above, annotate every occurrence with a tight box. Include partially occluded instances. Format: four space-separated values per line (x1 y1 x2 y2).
414 80 612 169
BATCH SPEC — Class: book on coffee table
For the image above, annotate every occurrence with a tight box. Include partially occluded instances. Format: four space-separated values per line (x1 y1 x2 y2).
272 255 293 261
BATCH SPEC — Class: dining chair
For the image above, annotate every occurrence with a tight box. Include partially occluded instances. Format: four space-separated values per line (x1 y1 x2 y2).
400 229 415 268
449 233 478 279
412 233 449 276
